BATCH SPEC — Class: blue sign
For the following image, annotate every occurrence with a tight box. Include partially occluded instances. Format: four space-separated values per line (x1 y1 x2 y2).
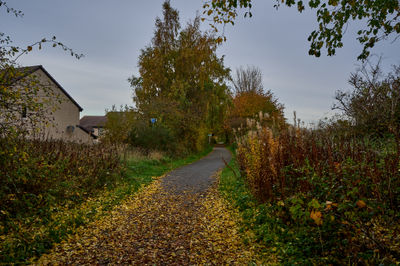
150 118 157 124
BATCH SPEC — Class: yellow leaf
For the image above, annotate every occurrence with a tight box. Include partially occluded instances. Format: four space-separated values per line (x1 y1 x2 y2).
310 210 323 225
356 200 366 208
325 201 335 210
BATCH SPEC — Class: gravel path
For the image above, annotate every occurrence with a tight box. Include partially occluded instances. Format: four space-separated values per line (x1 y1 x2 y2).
162 147 231 194
37 147 263 265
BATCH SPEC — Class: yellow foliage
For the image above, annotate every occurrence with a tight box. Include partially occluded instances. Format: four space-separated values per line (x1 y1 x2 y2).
356 200 366 208
310 210 323 226
37 176 272 264
237 127 279 201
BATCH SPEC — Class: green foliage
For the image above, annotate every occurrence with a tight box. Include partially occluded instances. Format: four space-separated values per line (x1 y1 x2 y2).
129 122 177 153
203 0 400 60
130 1 231 153
232 122 400 264
103 105 137 144
333 61 400 139
0 138 123 263
125 145 213 180
221 141 400 264
0 137 212 264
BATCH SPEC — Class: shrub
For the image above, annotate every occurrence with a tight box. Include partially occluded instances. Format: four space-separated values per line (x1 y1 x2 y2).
129 123 177 154
0 137 123 263
235 122 400 264
333 61 400 140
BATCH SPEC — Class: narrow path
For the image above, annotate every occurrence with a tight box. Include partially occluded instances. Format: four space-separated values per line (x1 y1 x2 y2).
37 148 260 265
162 147 231 193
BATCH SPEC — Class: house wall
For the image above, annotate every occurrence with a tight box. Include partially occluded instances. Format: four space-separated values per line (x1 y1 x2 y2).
69 127 94 143
17 69 93 144
93 127 99 137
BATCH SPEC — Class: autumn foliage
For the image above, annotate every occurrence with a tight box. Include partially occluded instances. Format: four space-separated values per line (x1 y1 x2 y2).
130 1 230 153
235 122 400 263
0 138 123 263
231 91 283 120
38 178 260 264
225 66 285 141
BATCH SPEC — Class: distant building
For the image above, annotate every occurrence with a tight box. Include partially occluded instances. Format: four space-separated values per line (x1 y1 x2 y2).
3 65 95 143
79 115 107 139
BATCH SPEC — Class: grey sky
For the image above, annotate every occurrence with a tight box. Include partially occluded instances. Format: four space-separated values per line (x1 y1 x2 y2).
2 0 399 124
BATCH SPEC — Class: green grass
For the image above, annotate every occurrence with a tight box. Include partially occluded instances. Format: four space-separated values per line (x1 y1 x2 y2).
220 148 342 264
126 146 213 181
104 145 214 211
219 146 400 264
219 148 279 263
1 146 213 264
219 147 257 215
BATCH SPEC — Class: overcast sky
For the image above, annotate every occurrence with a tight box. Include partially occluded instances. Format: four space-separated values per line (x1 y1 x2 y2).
2 0 399 124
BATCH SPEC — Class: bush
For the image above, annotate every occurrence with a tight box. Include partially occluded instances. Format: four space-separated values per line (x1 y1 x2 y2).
0 137 124 263
129 123 177 154
333 62 400 139
235 123 400 264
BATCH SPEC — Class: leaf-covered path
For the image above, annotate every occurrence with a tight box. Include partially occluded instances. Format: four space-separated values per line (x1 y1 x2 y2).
37 148 264 265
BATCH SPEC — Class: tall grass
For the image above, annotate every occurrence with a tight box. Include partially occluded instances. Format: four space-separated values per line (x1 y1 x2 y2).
235 124 400 264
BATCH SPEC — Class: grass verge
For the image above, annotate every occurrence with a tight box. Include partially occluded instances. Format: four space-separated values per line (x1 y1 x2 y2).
1 145 213 264
219 147 278 264
220 146 400 264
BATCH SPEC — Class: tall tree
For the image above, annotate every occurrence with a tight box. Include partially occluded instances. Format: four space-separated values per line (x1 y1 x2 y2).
232 65 264 95
333 60 400 137
103 105 137 144
227 66 285 134
130 1 230 152
203 0 400 60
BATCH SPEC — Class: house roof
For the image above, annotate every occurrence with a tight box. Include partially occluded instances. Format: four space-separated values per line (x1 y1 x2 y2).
77 125 98 139
12 65 83 112
79 115 107 132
